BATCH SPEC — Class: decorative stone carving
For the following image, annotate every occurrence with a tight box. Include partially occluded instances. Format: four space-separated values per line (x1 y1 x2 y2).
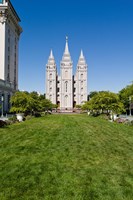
0 12 7 23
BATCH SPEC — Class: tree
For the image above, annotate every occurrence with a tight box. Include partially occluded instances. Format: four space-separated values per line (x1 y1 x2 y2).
82 91 125 114
41 99 53 111
89 91 98 99
10 91 33 113
119 83 133 112
10 91 49 114
75 105 81 109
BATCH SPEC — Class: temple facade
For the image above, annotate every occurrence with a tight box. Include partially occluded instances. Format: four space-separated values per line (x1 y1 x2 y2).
0 0 22 114
46 37 88 111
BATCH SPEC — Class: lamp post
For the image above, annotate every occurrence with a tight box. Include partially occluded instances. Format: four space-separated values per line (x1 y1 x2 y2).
1 95 4 118
129 96 132 116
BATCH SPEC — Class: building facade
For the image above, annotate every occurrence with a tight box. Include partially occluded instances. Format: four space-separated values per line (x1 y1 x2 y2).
0 0 22 114
46 37 88 111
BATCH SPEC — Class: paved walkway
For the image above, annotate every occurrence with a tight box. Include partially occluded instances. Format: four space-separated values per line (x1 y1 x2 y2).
119 115 133 121
0 117 8 121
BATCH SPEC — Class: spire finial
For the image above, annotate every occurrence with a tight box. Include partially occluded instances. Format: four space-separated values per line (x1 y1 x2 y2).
64 36 69 54
80 49 84 58
49 49 54 59
66 36 68 42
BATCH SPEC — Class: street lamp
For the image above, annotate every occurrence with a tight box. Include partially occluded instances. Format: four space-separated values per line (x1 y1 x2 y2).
129 96 132 116
1 95 4 118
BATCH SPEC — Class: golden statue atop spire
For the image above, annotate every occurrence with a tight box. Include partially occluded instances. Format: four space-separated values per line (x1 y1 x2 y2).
66 36 68 42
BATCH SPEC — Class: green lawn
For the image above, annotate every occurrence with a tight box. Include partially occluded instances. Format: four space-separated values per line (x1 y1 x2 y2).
0 114 133 200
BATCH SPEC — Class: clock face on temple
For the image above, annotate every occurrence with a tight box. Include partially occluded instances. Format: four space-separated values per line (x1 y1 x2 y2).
0 0 3 3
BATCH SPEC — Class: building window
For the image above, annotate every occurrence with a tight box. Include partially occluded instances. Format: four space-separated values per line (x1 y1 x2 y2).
49 73 52 79
65 71 68 78
50 81 52 86
50 87 52 92
81 74 83 79
49 95 52 101
8 94 10 110
57 88 60 92
81 81 83 86
81 88 83 93
65 95 68 107
74 88 76 93
7 73 10 81
65 81 68 92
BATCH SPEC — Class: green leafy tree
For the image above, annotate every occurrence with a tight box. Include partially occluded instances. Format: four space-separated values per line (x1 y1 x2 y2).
119 83 133 111
10 91 42 113
41 99 53 111
29 92 42 112
89 91 98 99
82 91 125 114
76 105 81 109
10 91 47 114
10 91 34 113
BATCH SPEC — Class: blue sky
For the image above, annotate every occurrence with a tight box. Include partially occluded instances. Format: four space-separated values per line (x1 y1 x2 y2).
11 0 133 94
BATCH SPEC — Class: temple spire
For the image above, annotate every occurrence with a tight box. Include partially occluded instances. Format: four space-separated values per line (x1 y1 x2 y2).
61 36 73 66
80 49 84 59
64 36 69 54
77 49 87 67
49 49 54 59
47 49 56 67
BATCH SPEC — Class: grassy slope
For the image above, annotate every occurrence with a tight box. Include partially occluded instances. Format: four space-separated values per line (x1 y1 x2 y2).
0 114 133 200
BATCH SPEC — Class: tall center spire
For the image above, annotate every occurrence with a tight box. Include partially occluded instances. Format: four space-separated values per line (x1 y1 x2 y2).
64 36 69 54
61 36 73 66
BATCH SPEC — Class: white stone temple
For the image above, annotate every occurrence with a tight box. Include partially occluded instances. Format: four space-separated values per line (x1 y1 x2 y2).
46 37 88 111
0 0 22 114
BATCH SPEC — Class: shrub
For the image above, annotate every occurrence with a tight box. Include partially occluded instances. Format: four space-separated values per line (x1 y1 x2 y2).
8 115 17 123
34 112 41 117
124 119 131 125
98 114 109 120
0 120 7 128
130 120 133 126
115 118 125 123
91 111 100 117
45 110 52 115
5 120 12 125
25 115 33 120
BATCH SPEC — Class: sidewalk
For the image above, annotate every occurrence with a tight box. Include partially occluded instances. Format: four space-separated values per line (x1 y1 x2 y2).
0 117 8 121
119 115 133 121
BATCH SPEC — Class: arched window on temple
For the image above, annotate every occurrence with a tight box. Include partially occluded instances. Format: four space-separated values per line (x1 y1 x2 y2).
65 95 68 107
65 81 68 92
81 74 83 79
49 73 52 79
65 70 68 78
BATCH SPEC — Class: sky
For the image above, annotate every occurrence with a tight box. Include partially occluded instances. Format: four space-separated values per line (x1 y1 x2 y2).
11 0 133 94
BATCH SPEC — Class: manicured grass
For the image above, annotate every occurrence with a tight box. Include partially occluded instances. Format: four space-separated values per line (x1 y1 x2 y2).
0 114 133 200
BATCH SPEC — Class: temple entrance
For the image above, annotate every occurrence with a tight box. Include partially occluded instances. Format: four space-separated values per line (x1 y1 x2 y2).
73 101 76 108
57 101 60 108
65 95 68 107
